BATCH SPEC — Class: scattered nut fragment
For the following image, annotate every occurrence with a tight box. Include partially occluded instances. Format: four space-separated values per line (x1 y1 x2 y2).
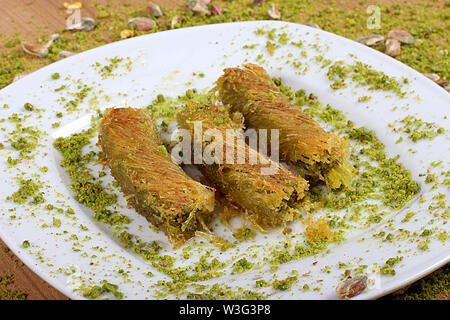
147 2 163 18
63 2 82 9
80 17 95 31
171 15 185 29
356 34 384 46
22 43 49 58
336 275 367 298
59 51 78 58
437 81 450 91
305 22 321 29
385 38 401 57
127 17 156 31
21 34 59 58
387 29 415 44
186 0 211 15
267 3 281 20
46 33 60 45
422 73 440 82
66 17 96 31
211 4 223 15
120 29 136 39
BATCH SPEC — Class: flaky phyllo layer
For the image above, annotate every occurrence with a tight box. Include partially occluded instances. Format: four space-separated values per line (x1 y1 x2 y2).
214 63 353 189
99 108 215 246
176 102 308 230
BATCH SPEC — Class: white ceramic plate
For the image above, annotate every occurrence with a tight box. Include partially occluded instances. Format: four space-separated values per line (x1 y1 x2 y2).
0 21 448 300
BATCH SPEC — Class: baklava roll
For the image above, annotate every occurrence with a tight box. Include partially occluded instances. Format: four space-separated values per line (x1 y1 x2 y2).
99 108 215 246
176 102 308 229
213 63 353 189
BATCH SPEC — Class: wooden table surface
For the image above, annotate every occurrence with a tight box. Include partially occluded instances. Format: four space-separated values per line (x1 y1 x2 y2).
1 0 182 42
0 0 447 300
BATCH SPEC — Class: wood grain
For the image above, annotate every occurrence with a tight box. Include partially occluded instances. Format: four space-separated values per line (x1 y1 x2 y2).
0 238 67 299
0 0 184 43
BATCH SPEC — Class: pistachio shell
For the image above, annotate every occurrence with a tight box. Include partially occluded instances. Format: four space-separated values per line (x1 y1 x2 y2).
211 4 223 15
80 17 96 31
422 73 440 82
127 17 156 31
385 38 401 57
437 81 450 91
387 29 415 44
146 2 163 18
186 0 211 15
66 17 95 31
21 33 59 58
22 43 48 58
59 51 78 58
44 34 60 48
305 22 320 29
336 275 367 298
356 34 384 46
171 15 185 29
267 3 281 20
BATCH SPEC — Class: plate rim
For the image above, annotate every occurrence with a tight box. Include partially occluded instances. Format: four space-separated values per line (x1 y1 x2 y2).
0 20 448 300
